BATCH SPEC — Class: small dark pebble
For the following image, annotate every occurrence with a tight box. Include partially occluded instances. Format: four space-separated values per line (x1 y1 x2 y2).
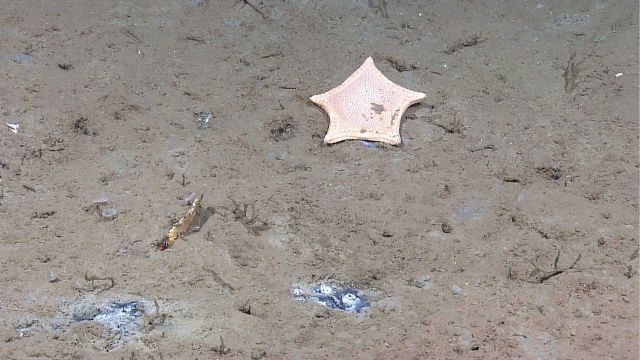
441 222 452 233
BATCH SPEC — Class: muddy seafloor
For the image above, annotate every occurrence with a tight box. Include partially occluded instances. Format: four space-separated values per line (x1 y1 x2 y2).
0 0 638 359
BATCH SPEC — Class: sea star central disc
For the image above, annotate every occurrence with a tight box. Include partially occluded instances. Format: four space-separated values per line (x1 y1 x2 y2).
310 57 425 145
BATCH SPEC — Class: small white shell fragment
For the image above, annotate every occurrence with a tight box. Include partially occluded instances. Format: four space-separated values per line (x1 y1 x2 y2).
615 72 623 77
100 207 118 219
201 113 211 126
196 112 212 128
6 123 19 133
319 284 334 295
48 273 59 283
92 196 109 204
341 293 359 307
291 288 305 297
451 284 464 295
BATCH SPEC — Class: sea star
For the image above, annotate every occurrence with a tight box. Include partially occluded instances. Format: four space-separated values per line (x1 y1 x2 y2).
310 57 425 145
